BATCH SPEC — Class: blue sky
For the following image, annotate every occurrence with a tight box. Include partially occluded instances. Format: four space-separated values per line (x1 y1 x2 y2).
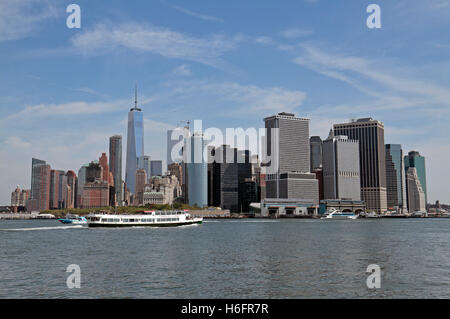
0 0 449 204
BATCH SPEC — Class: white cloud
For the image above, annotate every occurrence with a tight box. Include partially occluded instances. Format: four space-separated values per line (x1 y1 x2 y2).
172 64 193 76
4 97 156 120
293 44 450 109
70 23 242 68
169 4 224 23
5 136 31 149
281 28 314 39
0 0 58 42
255 36 273 45
161 80 306 117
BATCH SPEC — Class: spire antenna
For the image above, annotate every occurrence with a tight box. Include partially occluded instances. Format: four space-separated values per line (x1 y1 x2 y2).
135 84 138 109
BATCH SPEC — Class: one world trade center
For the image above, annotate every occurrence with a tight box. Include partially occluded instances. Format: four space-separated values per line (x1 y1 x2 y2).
125 87 144 195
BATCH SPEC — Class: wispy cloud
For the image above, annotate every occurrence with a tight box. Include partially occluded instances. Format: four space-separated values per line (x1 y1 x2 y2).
169 3 224 23
172 64 193 76
4 97 156 121
160 80 306 118
293 44 450 109
0 0 58 42
5 136 32 149
69 22 242 68
281 28 314 39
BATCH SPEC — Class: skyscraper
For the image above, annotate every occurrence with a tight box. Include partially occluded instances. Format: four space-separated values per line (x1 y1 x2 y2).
150 160 163 177
406 167 426 212
125 87 144 195
404 151 427 205
385 144 407 212
186 132 208 207
134 169 147 206
76 163 89 208
209 145 249 212
50 169 65 209
310 136 323 171
334 118 387 213
265 112 310 174
264 112 318 202
81 161 109 208
65 170 77 209
322 134 360 201
167 126 189 166
138 155 152 181
99 153 109 183
109 135 122 206
27 158 51 212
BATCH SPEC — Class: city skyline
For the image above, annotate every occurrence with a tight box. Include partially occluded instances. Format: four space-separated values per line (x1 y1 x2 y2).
0 1 449 204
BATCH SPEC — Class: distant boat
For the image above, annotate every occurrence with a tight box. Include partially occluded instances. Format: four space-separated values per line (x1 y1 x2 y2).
365 211 381 218
58 214 87 224
321 208 358 220
86 210 203 228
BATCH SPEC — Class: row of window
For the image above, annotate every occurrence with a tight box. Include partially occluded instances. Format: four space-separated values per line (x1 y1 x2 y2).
153 211 184 216
100 218 180 223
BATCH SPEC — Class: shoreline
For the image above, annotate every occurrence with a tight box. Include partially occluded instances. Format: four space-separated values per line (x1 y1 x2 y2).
1 213 449 220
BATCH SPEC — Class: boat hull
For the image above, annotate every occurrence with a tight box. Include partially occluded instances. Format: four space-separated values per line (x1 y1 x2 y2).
88 220 202 228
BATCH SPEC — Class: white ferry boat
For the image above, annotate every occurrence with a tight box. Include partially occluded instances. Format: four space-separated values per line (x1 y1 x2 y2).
86 210 203 228
321 208 358 220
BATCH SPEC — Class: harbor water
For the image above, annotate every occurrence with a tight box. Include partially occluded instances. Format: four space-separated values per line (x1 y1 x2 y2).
0 218 449 298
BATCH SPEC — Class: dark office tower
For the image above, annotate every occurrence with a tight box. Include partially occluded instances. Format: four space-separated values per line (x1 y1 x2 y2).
264 112 318 202
65 170 77 209
237 150 252 212
109 135 122 206
49 169 65 209
334 118 387 213
150 160 163 177
27 158 51 212
385 144 407 212
404 151 427 205
134 169 147 206
126 86 144 194
209 145 251 213
310 136 323 171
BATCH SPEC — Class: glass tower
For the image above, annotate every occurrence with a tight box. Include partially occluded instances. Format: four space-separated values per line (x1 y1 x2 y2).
125 88 144 195
385 144 407 212
109 135 123 206
404 151 427 205
186 132 208 207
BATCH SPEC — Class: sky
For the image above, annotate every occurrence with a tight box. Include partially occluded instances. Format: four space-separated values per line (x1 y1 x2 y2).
0 0 449 205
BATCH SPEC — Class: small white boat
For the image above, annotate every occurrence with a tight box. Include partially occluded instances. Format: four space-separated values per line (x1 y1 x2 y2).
365 211 381 218
58 214 87 224
321 208 358 220
86 210 203 228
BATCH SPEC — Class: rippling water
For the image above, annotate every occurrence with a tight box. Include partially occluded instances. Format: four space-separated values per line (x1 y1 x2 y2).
0 219 449 298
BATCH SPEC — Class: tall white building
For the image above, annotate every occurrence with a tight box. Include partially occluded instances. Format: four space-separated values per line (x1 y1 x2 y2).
264 112 318 203
322 134 361 201
406 167 426 212
167 126 190 166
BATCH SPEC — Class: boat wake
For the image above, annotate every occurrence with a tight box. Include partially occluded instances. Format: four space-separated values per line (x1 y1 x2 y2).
204 220 280 223
0 225 85 232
